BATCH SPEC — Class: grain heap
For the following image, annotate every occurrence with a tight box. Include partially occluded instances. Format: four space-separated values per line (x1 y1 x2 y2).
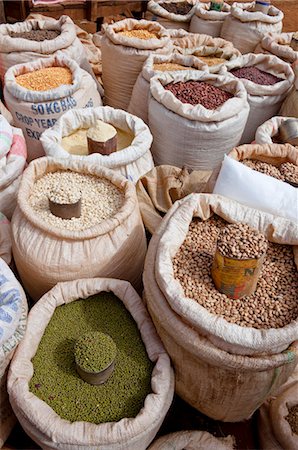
153 62 190 71
216 223 267 259
48 186 81 206
159 2 193 15
197 56 226 66
74 332 117 373
286 406 298 435
230 66 282 86
9 29 60 41
117 29 158 39
242 159 298 184
15 66 72 91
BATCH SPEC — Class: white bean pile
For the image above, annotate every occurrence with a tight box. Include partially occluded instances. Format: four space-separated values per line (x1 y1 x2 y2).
173 216 298 329
48 186 81 204
217 223 268 259
30 171 124 231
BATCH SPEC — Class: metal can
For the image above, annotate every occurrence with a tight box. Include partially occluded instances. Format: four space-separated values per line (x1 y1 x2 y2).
254 0 271 14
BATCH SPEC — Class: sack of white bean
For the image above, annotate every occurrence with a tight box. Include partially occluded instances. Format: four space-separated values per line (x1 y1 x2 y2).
40 106 154 183
101 19 172 111
11 157 147 301
189 2 231 37
280 62 298 118
143 193 298 421
220 2 283 54
4 54 102 162
0 212 11 266
254 32 298 64
255 116 298 145
148 430 235 450
146 0 197 31
148 70 249 171
220 53 294 144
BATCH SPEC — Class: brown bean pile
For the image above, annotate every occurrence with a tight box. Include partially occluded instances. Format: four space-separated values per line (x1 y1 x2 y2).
172 216 298 329
16 67 72 91
153 62 191 71
242 159 298 184
10 29 60 41
164 81 233 109
117 29 158 40
217 223 268 259
280 162 298 185
286 405 298 435
230 66 282 85
159 2 193 15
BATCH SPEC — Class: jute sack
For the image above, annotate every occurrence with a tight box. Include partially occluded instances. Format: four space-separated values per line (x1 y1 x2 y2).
0 257 27 448
255 32 298 64
255 116 297 144
128 53 208 124
146 0 197 31
189 2 231 37
148 71 249 170
0 212 11 265
143 193 298 421
220 2 283 54
280 62 298 118
4 54 102 162
220 53 294 144
11 158 147 301
148 430 235 450
7 277 174 450
101 19 172 110
40 106 154 183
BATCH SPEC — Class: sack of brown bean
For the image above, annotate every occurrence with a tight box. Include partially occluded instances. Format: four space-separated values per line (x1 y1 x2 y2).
40 106 154 183
280 62 298 118
220 53 294 144
148 430 235 450
189 2 231 37
255 116 298 145
4 54 102 162
255 32 298 64
143 193 298 421
220 2 283 54
101 19 172 111
148 70 249 171
146 0 197 31
128 53 208 124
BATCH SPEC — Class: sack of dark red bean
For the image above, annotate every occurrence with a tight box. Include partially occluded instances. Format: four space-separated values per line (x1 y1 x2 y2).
189 2 231 37
148 70 249 171
146 0 197 31
220 53 294 144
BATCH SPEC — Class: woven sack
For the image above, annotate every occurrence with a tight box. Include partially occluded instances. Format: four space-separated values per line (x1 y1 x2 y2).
147 0 197 31
0 100 13 124
190 2 231 37
143 193 298 421
7 277 174 450
4 54 102 162
0 213 11 265
148 70 249 171
171 29 236 52
220 53 294 144
255 32 298 64
220 2 283 54
101 19 172 111
148 430 235 450
11 157 147 301
40 106 154 183
280 62 298 118
128 53 208 124
255 116 297 144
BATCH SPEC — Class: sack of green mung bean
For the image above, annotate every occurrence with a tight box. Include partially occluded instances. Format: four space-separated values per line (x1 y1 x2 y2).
148 70 249 171
148 430 235 449
220 2 283 54
128 53 208 125
101 19 172 111
4 54 102 162
280 62 298 119
219 53 294 144
7 277 174 450
11 157 147 301
189 2 231 37
146 1 197 31
255 116 298 145
143 193 298 421
254 32 298 64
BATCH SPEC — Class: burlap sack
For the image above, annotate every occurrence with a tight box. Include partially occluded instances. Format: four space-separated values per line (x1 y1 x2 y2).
7 277 174 450
128 53 208 124
101 19 172 110
147 0 197 31
148 431 235 450
40 106 154 183
220 53 294 143
4 54 102 162
143 193 298 421
148 71 249 170
11 158 147 301
255 32 298 64
280 62 298 118
220 2 283 54
190 2 231 37
255 116 298 144
0 213 11 266
136 165 212 235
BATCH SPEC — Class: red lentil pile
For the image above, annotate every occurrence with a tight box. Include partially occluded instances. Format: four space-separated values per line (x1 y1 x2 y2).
159 2 193 15
10 29 60 41
230 66 282 85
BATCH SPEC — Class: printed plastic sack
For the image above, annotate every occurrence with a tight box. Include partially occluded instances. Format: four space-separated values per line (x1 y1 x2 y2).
147 0 197 31
255 32 298 64
190 2 231 37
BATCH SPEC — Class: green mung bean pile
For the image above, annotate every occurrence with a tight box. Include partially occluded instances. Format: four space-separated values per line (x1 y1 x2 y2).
30 294 153 424
74 331 117 372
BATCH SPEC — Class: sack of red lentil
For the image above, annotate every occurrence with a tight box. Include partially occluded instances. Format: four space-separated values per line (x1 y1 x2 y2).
12 157 147 301
255 32 298 64
148 70 249 171
128 53 208 124
148 430 235 449
0 212 12 266
40 106 154 183
4 54 102 162
220 53 294 144
189 2 231 37
146 0 197 31
7 277 174 450
220 2 283 54
143 192 298 421
0 115 27 220
280 62 298 118
255 116 297 144
101 19 172 111
0 100 13 124
0 257 27 447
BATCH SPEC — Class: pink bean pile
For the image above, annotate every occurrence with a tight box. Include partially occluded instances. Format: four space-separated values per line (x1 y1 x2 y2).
230 66 282 85
164 81 233 109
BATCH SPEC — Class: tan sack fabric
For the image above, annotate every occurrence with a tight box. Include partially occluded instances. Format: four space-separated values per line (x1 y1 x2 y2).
280 62 298 118
7 277 174 450
255 116 298 144
148 70 249 171
4 54 102 162
220 53 294 143
11 157 147 301
171 28 236 52
220 2 283 54
0 213 11 266
143 193 298 421
128 53 208 124
147 0 197 31
148 430 235 450
136 165 212 235
40 106 154 183
190 2 231 37
255 32 298 64
0 100 13 125
101 19 172 110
